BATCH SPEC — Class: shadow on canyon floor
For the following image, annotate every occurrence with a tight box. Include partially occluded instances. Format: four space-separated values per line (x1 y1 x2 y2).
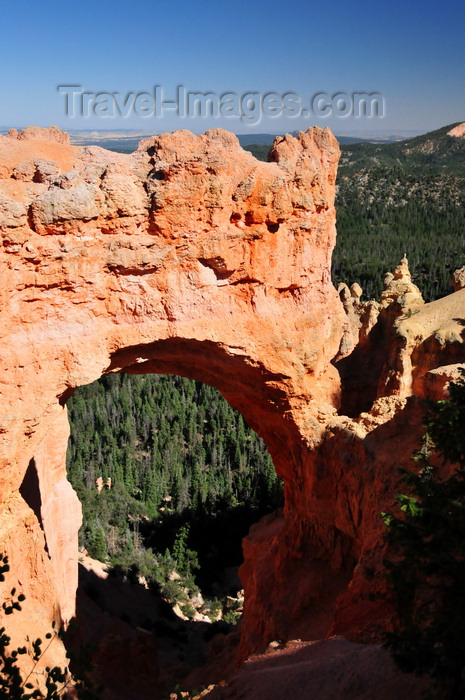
64 564 239 700
201 636 430 700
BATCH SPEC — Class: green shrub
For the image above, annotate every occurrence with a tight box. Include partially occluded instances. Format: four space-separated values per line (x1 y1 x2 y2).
382 371 465 699
0 553 100 699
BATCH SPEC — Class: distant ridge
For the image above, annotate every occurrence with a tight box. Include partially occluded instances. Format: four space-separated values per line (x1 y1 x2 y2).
448 122 465 138
236 132 406 147
236 133 277 146
338 122 465 175
2 123 461 153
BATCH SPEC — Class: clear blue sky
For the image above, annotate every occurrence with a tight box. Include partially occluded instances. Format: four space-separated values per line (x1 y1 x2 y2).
2 0 464 137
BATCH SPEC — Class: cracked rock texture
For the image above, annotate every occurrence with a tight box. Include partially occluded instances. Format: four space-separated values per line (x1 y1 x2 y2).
1 126 465 679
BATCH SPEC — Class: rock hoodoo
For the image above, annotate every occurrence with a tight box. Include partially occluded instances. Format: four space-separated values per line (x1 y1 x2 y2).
1 126 465 676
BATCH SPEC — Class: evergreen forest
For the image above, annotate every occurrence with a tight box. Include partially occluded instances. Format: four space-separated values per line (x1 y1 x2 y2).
66 373 282 611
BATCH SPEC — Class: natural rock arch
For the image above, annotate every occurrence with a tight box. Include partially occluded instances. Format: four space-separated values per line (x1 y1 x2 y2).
4 126 464 670
0 125 346 661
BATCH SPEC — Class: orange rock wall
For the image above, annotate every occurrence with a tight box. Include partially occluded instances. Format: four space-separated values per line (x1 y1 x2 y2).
1 126 465 668
0 126 343 658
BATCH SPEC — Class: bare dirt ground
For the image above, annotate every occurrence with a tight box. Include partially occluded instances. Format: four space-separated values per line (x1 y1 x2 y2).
198 636 429 700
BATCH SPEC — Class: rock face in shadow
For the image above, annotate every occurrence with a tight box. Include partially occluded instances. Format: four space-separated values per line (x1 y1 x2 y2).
1 125 465 683
203 637 429 700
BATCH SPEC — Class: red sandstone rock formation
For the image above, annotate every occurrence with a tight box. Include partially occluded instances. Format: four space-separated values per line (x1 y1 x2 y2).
1 125 465 688
0 125 342 670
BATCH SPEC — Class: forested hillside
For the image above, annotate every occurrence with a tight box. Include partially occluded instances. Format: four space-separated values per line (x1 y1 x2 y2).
67 373 282 604
334 123 465 300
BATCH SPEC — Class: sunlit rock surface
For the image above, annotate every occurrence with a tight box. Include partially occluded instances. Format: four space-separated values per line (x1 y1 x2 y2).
1 126 465 687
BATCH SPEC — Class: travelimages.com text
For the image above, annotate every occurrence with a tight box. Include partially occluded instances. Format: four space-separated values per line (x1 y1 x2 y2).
58 85 385 124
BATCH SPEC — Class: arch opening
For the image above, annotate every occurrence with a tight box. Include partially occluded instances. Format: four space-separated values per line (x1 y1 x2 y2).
65 350 285 691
